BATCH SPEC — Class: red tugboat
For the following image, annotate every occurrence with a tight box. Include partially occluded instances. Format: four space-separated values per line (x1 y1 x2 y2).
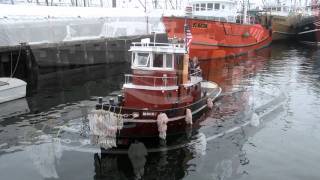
89 38 221 148
161 1 272 60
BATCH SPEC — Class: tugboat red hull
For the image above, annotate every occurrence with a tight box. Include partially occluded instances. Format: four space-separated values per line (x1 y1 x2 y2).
96 83 221 139
162 16 272 60
90 41 221 148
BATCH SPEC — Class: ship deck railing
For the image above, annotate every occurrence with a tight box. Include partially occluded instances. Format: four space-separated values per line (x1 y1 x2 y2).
124 74 178 87
189 68 202 77
131 42 185 49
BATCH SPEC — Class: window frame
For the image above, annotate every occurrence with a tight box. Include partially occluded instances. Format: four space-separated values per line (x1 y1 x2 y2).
214 3 220 10
153 53 164 68
195 4 200 11
133 52 151 67
207 3 213 10
132 52 175 71
165 54 174 69
200 3 206 11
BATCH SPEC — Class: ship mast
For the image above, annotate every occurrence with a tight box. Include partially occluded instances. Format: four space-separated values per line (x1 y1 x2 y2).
241 0 250 24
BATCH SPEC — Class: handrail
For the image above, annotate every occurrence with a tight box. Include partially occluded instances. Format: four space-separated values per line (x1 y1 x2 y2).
124 74 178 87
190 68 202 77
131 42 185 49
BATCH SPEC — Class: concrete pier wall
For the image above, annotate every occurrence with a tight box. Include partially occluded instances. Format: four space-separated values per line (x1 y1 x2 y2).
0 33 168 94
0 4 173 90
0 4 172 49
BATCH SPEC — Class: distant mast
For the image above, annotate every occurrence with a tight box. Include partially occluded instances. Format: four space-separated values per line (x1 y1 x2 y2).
112 0 116 8
243 1 248 24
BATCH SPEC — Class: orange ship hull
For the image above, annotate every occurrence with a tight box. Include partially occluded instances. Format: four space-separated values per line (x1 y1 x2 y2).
162 16 272 60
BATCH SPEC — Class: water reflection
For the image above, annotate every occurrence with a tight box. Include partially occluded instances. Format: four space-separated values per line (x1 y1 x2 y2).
200 47 271 92
28 63 129 112
27 140 62 179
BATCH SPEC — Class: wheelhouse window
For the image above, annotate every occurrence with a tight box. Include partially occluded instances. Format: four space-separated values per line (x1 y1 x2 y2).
207 3 213 10
195 4 199 11
134 52 150 67
214 3 220 10
174 54 184 66
201 3 206 11
165 54 173 68
153 53 163 68
133 52 174 70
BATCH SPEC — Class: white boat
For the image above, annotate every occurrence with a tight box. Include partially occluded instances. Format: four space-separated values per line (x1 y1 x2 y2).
0 98 30 119
0 77 27 104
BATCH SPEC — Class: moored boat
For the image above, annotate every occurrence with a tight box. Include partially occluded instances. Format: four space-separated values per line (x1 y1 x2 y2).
0 98 29 119
161 0 272 60
89 38 221 148
262 5 302 41
0 77 27 104
296 15 320 45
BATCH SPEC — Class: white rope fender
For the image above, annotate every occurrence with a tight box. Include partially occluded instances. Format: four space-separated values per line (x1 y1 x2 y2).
88 109 124 149
207 98 213 109
185 108 193 125
157 113 168 140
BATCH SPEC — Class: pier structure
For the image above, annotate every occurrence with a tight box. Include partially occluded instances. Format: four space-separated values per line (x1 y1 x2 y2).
0 3 182 91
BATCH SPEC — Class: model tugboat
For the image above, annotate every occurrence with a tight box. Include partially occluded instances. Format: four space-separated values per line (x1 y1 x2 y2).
89 38 221 149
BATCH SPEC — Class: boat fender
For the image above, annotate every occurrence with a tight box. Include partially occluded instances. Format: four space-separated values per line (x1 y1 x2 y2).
207 98 213 109
88 109 119 149
157 113 168 140
185 108 193 125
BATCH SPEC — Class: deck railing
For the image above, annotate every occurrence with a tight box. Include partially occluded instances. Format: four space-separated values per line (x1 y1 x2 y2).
131 42 185 49
124 74 178 87
190 68 202 77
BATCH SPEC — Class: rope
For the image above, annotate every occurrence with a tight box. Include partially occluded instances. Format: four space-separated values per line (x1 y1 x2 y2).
117 106 123 129
10 52 13 76
10 44 22 78
3 45 22 84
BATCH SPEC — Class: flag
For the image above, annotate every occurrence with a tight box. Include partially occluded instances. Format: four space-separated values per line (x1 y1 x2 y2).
185 24 192 52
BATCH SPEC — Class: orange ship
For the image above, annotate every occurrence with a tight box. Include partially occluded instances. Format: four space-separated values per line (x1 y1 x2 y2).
162 14 272 60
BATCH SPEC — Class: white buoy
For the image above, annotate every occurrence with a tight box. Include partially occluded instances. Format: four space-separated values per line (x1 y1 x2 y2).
207 98 213 109
157 113 168 140
185 108 193 125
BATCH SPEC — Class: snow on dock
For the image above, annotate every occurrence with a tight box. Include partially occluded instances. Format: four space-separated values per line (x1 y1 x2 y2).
0 4 180 49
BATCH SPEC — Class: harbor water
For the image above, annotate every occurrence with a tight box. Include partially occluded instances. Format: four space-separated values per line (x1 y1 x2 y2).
1 41 320 180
